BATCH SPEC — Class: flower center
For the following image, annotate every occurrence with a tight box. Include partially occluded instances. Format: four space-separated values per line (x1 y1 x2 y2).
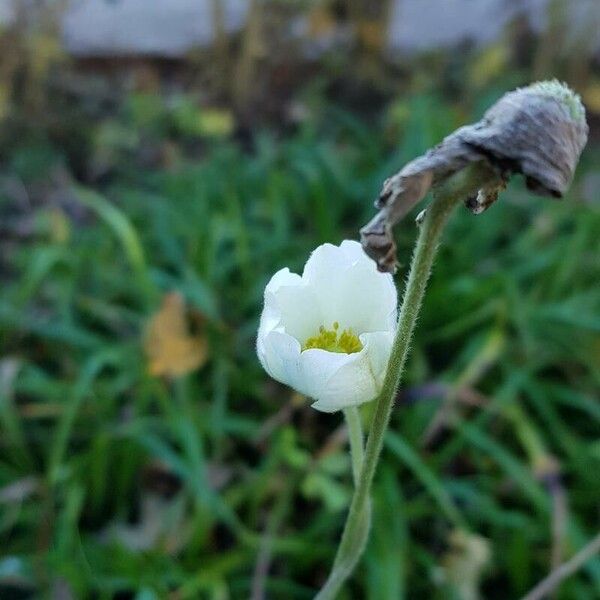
302 322 363 354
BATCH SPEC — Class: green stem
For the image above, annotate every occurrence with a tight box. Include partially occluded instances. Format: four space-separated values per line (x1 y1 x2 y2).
344 407 365 485
520 531 600 600
315 162 499 600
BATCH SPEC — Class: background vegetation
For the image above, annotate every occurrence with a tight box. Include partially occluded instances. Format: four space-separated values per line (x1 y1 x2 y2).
0 2 599 598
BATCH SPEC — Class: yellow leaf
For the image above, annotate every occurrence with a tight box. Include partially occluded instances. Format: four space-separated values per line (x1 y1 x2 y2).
48 207 70 244
198 109 234 138
144 293 208 377
582 81 600 114
469 45 508 89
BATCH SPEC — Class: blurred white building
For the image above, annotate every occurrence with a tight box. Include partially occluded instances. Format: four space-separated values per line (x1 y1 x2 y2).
0 0 599 58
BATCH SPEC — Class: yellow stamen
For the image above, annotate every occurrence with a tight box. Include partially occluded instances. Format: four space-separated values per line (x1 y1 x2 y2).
302 322 363 354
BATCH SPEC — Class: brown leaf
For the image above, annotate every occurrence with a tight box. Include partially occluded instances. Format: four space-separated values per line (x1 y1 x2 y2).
144 292 208 377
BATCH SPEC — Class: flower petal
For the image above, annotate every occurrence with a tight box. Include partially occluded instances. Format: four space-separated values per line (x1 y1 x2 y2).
334 263 396 333
303 240 396 334
359 330 395 384
260 267 322 342
265 267 302 294
298 348 356 400
339 239 366 262
257 330 305 393
310 331 394 413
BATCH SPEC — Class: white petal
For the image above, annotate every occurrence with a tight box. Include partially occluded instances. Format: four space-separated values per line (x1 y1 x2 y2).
334 263 396 333
303 241 364 282
359 330 395 383
339 239 366 262
310 331 394 413
265 267 302 294
298 348 355 400
260 267 322 342
303 240 397 333
257 330 304 392
273 285 322 342
257 241 398 413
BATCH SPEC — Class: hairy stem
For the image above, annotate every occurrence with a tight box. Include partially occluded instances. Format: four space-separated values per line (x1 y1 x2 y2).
315 162 499 600
344 407 365 485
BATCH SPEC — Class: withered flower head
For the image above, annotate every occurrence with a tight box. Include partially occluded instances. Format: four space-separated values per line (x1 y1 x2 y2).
361 80 588 273
461 80 587 198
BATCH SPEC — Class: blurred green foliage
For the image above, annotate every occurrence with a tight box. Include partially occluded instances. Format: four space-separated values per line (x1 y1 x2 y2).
0 25 599 598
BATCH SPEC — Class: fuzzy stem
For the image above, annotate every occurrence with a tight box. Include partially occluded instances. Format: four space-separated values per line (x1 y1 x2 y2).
315 162 499 600
344 407 365 485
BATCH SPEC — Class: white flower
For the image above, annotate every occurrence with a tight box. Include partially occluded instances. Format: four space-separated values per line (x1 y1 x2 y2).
257 240 397 413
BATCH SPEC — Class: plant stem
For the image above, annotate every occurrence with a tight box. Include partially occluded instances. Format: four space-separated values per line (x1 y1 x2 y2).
315 162 499 600
520 531 600 600
344 407 365 485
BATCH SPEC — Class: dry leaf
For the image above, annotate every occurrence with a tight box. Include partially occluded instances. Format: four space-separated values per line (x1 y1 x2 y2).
144 292 208 377
100 492 189 553
437 529 492 600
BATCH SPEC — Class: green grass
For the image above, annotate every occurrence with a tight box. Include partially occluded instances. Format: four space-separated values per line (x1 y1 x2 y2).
1 89 599 599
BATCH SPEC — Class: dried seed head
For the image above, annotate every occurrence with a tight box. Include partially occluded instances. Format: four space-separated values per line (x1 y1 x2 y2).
361 81 589 273
529 80 585 121
461 80 588 198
